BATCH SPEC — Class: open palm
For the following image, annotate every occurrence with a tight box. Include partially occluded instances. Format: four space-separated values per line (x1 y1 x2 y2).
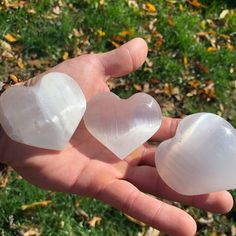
0 38 233 236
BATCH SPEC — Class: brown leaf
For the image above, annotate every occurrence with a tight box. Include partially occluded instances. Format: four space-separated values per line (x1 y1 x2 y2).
164 83 179 97
18 226 40 236
88 216 102 227
28 59 51 68
75 208 89 220
188 80 201 89
203 80 216 99
111 35 126 43
4 1 26 9
143 83 150 93
226 43 234 51
2 51 14 59
186 0 204 8
134 84 142 91
194 61 209 74
0 175 8 188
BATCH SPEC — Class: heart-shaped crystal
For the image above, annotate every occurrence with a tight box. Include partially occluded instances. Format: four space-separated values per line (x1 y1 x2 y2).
155 113 236 195
84 92 162 159
0 72 86 150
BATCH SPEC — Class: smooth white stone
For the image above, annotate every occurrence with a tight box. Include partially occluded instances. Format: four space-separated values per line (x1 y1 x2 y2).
155 113 236 195
0 72 86 150
84 92 162 159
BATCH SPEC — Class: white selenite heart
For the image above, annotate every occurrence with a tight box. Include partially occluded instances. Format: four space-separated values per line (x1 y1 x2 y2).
83 92 162 159
0 72 86 150
155 113 236 195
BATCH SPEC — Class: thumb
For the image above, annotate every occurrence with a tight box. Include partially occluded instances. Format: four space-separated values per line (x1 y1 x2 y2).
97 37 148 80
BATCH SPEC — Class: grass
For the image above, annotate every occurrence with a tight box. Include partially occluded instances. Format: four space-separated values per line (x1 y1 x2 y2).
0 0 236 235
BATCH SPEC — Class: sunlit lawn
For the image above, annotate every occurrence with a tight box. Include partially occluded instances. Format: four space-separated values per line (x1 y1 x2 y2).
0 0 236 235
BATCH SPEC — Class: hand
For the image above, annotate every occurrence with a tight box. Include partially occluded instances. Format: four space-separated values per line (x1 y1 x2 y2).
0 38 233 236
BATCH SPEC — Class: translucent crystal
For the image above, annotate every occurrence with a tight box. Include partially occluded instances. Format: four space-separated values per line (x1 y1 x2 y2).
156 113 236 195
84 92 162 159
0 72 86 150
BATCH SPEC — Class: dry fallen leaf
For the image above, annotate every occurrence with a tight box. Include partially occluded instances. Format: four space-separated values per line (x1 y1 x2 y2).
75 208 89 220
9 74 19 84
0 175 8 188
183 55 188 66
19 226 40 236
144 227 161 236
188 80 201 89
226 43 234 51
219 9 229 19
127 0 139 9
88 216 102 227
134 84 142 91
143 2 157 14
2 51 14 59
179 3 184 12
110 40 120 48
17 58 24 69
207 47 217 52
4 33 17 43
124 214 146 226
186 0 203 8
3 0 26 9
21 200 52 210
0 39 12 52
62 51 69 60
27 8 36 14
28 59 51 68
97 29 106 38
143 83 150 93
52 5 61 15
231 224 236 236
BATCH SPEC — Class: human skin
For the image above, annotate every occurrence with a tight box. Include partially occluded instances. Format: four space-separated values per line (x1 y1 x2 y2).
0 38 233 236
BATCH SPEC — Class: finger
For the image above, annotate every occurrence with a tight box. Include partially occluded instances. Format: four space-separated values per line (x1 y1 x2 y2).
96 179 196 236
151 117 181 142
97 37 148 80
124 143 156 167
125 165 234 214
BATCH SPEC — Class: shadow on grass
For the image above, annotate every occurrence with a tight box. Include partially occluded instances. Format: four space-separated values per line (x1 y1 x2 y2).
202 0 236 8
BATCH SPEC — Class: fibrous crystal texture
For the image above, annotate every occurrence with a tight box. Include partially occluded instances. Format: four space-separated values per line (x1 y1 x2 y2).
84 92 162 159
156 113 236 195
0 72 86 150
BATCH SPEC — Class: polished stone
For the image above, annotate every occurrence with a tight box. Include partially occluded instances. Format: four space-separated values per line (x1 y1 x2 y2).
156 113 236 195
0 72 86 150
84 92 162 159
